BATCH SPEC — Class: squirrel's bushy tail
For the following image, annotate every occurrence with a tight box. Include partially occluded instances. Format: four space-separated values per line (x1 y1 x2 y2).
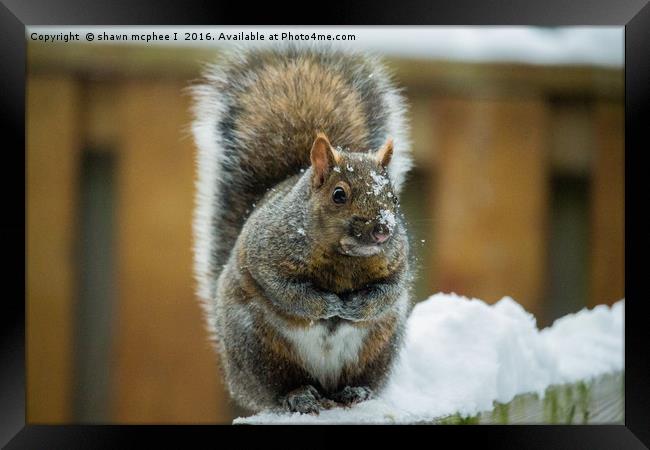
191 44 412 305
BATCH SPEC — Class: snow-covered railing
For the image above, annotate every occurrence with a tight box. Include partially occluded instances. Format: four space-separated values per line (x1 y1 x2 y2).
235 294 624 424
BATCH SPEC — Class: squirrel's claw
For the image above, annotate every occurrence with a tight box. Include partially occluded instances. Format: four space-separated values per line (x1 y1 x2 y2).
283 385 322 415
330 386 373 407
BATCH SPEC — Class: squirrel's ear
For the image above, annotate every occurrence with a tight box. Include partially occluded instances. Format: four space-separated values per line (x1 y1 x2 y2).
310 132 339 189
375 137 394 168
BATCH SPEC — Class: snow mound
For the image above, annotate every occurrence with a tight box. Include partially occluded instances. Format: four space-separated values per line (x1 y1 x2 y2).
235 293 624 424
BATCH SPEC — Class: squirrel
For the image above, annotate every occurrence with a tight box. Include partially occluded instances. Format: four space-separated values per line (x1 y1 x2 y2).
191 45 414 415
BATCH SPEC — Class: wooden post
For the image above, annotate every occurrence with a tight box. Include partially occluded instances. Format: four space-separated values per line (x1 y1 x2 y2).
432 97 549 321
109 80 232 423
27 75 80 423
590 102 624 307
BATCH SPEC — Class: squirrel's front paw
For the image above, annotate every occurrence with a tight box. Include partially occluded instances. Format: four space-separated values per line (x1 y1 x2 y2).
282 385 322 415
321 293 344 319
330 386 373 407
337 294 370 321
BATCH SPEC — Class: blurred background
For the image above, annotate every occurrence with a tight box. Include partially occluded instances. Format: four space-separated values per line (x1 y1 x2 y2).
26 27 624 424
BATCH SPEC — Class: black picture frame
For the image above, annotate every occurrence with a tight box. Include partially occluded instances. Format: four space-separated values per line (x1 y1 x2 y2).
2 0 648 448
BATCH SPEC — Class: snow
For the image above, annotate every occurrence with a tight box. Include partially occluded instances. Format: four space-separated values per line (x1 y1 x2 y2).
235 293 624 424
369 170 389 196
377 209 396 232
540 301 624 382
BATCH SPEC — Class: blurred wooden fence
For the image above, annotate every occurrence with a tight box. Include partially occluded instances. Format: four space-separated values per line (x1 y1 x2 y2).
27 43 623 424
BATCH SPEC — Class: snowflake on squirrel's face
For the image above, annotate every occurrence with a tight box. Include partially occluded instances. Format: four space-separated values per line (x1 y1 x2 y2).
377 208 397 232
369 170 390 196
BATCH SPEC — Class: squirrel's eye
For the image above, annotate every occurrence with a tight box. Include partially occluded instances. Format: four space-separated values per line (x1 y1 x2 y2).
332 186 347 204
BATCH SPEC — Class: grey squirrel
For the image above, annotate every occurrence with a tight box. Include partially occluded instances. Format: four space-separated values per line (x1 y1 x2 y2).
191 45 414 414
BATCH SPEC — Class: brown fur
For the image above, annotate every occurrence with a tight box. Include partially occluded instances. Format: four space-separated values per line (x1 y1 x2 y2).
236 60 371 171
307 242 405 293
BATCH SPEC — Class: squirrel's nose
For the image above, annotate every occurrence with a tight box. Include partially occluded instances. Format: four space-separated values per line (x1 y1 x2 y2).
372 224 390 244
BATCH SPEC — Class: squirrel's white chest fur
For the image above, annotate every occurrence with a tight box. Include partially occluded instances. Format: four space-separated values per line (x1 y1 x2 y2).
280 322 368 390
